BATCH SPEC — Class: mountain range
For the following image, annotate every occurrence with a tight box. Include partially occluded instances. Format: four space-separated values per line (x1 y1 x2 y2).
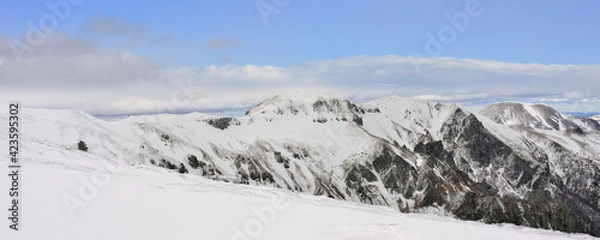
13 92 600 237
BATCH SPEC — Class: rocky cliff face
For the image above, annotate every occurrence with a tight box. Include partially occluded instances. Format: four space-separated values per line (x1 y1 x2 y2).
21 93 600 236
438 109 599 234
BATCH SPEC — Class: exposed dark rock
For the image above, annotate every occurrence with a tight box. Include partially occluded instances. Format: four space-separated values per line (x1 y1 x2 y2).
369 148 419 205
77 140 88 152
274 151 290 168
314 178 346 200
160 134 170 141
234 155 277 185
454 192 483 220
204 117 240 130
187 154 200 169
352 116 363 126
178 163 188 174
158 159 177 170
314 118 328 124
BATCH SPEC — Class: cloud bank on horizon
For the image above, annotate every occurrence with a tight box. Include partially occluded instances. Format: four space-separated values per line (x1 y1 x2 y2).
1 32 598 115
1 1 599 115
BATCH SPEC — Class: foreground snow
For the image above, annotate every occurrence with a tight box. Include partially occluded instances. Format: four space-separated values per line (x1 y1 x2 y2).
0 140 596 240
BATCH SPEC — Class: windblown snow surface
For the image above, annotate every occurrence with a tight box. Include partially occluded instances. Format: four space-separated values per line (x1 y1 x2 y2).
0 137 595 240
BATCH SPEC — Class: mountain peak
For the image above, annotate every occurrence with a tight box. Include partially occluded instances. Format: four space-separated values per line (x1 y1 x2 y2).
480 102 600 132
273 90 344 101
245 91 364 117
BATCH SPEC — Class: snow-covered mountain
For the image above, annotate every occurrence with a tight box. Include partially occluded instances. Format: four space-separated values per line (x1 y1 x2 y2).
1 143 594 240
3 92 600 237
480 102 600 132
592 115 600 123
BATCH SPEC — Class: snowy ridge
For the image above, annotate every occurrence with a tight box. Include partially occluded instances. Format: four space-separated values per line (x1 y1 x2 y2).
480 102 600 132
3 92 600 237
246 91 347 116
363 96 460 142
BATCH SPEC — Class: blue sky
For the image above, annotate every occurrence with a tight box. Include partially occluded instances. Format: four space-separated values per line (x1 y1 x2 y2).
1 0 599 115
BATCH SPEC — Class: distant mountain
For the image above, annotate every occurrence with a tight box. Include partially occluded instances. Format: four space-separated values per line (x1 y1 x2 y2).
11 92 600 236
593 115 600 123
480 102 600 133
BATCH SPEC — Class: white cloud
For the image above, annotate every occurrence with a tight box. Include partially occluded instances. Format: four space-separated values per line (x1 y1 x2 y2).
1 34 599 115
168 65 291 83
0 33 160 88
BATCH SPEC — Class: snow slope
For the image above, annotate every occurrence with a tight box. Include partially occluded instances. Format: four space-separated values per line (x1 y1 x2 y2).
0 140 595 240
